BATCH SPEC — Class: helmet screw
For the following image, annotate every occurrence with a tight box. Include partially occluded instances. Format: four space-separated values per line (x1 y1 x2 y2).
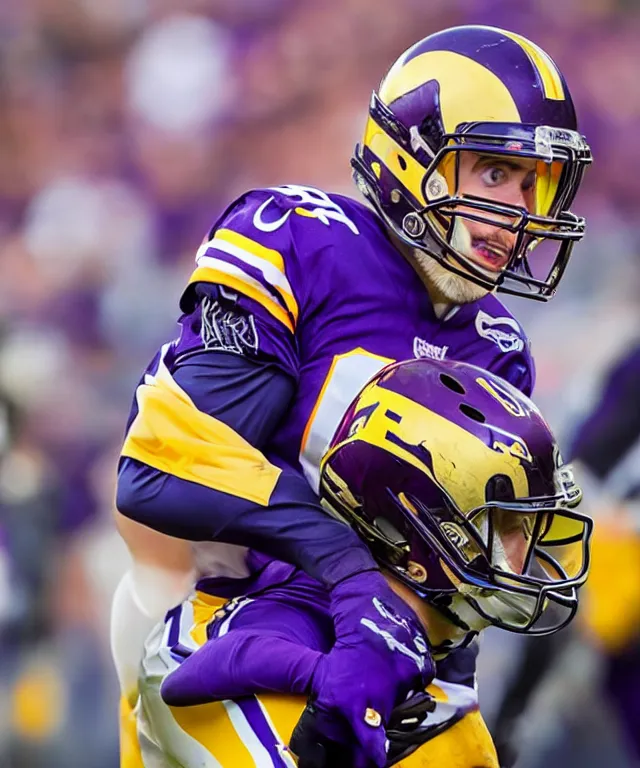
427 178 444 198
408 561 427 583
403 213 426 238
390 189 401 204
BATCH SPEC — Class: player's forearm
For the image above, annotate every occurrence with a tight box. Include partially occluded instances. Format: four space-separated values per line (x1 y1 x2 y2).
116 458 376 587
119 346 377 585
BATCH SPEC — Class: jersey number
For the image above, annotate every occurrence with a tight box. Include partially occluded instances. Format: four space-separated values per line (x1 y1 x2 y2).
299 348 394 490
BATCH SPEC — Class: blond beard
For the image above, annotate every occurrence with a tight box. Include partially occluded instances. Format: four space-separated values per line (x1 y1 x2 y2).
411 250 490 305
407 217 493 306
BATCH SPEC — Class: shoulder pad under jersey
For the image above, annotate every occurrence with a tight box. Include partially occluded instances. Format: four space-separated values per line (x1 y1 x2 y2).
180 184 366 335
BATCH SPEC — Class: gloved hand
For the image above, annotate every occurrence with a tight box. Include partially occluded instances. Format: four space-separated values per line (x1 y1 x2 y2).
161 569 434 768
294 569 434 768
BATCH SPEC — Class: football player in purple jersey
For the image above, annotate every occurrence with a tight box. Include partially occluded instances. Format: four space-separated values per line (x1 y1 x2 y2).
112 25 592 768
130 359 592 768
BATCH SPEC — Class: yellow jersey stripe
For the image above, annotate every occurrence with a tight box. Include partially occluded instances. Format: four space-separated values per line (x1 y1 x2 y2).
212 228 286 273
502 31 565 101
121 357 282 505
198 241 293 298
198 247 299 322
187 265 295 333
255 698 297 767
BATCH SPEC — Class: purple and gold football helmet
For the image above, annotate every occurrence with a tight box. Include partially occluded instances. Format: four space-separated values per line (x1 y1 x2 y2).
320 358 592 635
352 25 592 300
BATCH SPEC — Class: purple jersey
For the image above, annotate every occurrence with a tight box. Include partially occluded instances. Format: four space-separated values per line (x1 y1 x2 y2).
120 183 535 583
175 184 534 491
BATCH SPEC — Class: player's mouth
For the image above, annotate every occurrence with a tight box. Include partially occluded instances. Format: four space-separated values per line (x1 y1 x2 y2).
469 239 510 273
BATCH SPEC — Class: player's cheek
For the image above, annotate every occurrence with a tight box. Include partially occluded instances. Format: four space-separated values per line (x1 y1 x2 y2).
504 533 527 575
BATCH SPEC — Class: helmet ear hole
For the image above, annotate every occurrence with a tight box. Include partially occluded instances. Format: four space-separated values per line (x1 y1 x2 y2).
459 403 486 423
485 475 516 503
397 154 407 171
439 373 465 395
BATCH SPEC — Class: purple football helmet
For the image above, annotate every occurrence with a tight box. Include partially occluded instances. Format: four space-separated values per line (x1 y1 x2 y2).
320 358 592 635
352 25 592 301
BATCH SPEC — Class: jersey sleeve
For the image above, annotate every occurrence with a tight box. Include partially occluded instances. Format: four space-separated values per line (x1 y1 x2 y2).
178 190 307 378
118 336 377 587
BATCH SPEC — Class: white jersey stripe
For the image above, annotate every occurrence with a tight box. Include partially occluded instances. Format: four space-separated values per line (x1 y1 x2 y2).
194 258 289 313
198 244 296 309
223 701 276 768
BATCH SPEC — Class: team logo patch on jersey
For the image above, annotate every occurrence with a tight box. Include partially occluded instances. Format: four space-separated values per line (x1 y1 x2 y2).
474 310 525 354
201 295 259 356
413 337 448 361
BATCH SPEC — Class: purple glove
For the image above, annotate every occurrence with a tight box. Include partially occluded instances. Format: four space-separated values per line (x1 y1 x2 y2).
305 569 434 768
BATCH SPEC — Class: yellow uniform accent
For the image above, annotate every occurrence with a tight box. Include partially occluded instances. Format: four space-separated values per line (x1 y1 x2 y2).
158 691 498 768
301 348 394 454
120 696 144 768
204 228 299 322
189 591 226 647
501 31 565 101
379 51 521 131
121 356 281 505
169 700 262 766
214 228 287 272
580 518 640 653
323 381 529 512
187 265 295 332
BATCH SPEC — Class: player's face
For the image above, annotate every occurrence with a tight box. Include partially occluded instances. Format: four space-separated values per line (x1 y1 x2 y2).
456 152 537 274
492 508 538 576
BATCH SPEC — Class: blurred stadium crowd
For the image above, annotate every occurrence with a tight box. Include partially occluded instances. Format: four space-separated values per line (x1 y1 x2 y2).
0 0 639 766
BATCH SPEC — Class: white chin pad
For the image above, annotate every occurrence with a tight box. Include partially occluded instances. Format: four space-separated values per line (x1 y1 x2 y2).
449 216 473 257
478 589 538 628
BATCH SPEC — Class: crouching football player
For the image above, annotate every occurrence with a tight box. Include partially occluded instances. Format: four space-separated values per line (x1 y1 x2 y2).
127 359 592 768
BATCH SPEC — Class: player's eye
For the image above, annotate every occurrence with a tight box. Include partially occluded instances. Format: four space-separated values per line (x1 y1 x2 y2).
480 165 508 187
522 170 536 191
